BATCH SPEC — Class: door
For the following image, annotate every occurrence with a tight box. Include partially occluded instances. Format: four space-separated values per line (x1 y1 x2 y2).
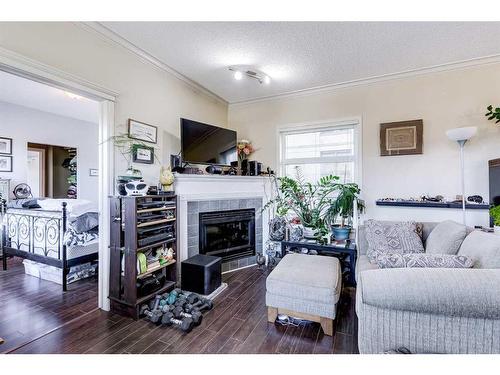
27 147 45 197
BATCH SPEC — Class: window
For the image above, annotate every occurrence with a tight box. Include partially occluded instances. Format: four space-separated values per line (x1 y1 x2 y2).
279 120 361 184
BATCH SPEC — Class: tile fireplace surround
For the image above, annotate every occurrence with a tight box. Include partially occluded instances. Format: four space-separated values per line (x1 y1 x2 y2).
174 174 271 279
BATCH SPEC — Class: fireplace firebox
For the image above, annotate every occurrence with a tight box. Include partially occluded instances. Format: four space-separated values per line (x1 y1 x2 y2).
199 208 255 262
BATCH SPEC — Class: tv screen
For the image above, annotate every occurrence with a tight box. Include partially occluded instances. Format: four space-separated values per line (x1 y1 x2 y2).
181 118 237 166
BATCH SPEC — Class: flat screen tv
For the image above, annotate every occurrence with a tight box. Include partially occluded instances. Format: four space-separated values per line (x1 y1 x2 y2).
181 118 237 166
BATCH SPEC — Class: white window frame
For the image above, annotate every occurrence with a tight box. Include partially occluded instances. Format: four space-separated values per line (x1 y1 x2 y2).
277 117 363 188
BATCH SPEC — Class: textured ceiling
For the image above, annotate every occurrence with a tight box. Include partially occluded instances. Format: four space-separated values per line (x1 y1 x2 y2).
101 22 500 103
0 70 99 123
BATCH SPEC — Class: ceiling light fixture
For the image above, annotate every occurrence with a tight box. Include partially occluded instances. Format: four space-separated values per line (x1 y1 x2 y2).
233 71 243 80
228 66 271 85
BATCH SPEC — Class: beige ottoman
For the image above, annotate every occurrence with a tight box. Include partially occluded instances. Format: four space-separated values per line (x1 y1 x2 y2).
266 253 342 336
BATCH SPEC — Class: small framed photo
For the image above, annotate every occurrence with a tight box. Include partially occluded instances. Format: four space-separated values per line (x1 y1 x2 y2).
128 119 158 144
0 137 12 154
132 145 154 164
0 155 12 172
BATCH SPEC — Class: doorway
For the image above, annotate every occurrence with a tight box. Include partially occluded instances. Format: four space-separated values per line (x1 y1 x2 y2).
0 47 116 352
27 143 78 199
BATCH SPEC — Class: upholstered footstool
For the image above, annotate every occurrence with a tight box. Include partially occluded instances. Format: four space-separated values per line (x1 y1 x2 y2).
266 253 342 336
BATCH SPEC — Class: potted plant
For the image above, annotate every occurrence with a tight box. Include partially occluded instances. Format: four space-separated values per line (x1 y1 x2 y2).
490 205 500 235
326 182 364 240
485 105 500 124
263 167 340 243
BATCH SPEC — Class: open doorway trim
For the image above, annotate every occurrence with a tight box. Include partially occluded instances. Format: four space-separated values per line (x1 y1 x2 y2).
0 46 117 311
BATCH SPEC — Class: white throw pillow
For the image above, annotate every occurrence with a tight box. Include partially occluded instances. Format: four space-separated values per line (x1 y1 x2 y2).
458 230 500 269
425 220 467 255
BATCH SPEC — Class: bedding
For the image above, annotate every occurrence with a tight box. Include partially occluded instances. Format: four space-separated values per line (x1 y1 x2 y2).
69 212 99 233
36 198 97 217
4 206 99 260
63 227 99 247
6 198 41 209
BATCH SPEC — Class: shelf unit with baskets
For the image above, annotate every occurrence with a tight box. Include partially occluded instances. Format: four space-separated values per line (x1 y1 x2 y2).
109 194 178 319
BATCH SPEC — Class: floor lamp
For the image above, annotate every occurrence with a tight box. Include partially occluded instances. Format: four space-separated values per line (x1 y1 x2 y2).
446 126 477 225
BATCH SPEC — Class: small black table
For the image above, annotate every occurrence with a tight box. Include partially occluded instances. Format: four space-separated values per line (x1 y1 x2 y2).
280 240 357 286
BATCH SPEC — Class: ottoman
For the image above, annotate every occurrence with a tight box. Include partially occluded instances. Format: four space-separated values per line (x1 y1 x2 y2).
266 253 342 336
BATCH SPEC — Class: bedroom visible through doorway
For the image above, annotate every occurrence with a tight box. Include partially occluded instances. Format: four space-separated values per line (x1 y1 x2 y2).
0 69 101 353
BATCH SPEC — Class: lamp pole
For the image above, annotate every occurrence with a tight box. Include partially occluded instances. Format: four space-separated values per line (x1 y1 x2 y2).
446 127 477 226
458 140 466 225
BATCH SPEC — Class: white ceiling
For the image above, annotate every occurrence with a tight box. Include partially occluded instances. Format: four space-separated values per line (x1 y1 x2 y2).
101 22 500 103
0 70 99 123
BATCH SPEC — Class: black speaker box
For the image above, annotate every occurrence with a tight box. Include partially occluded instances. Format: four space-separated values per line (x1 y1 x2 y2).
181 254 221 295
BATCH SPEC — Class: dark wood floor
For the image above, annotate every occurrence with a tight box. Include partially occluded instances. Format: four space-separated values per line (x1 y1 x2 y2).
0 257 98 353
6 263 358 354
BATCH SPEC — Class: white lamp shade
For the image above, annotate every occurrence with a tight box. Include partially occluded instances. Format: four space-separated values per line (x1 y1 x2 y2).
446 126 477 142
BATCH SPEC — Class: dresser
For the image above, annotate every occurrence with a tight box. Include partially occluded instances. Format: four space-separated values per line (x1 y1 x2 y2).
0 179 10 203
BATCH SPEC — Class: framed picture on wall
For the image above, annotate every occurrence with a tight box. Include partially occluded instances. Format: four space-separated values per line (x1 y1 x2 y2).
0 137 12 154
0 155 12 172
128 119 158 144
380 119 423 156
132 145 155 164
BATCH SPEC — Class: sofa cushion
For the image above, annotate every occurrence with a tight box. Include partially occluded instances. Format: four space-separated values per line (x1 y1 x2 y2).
364 220 425 263
266 253 341 306
458 231 500 269
376 253 474 269
425 220 467 255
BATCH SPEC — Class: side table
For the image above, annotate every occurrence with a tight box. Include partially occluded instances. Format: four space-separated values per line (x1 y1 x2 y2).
280 240 357 286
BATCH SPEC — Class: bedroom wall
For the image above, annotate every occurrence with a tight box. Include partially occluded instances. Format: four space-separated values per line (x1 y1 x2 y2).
228 63 500 227
0 101 99 202
0 22 228 186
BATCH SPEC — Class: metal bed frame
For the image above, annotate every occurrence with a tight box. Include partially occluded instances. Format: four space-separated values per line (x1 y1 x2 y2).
1 201 98 291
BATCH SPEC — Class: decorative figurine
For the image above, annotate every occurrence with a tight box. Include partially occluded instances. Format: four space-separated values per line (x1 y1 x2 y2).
160 165 175 191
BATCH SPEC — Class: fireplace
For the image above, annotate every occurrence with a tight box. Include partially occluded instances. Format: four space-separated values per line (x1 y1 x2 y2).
199 208 256 262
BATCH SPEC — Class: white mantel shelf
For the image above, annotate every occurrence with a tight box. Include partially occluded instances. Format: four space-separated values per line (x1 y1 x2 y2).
174 173 270 182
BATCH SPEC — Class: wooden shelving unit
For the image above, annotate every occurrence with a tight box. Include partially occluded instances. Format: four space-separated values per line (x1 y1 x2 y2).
109 194 178 319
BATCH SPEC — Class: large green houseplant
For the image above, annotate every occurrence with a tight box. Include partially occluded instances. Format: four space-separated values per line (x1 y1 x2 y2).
325 183 365 240
265 167 362 242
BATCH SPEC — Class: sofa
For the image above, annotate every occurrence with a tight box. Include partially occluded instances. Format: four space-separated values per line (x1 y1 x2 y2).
356 221 500 354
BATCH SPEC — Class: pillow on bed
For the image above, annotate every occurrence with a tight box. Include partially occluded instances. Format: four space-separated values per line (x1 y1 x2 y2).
69 212 99 233
6 198 41 209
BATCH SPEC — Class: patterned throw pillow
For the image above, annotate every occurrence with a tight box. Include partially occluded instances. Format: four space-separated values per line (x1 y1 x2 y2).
376 253 474 269
365 220 425 264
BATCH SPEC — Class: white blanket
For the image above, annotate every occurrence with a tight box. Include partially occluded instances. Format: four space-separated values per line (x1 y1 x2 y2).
36 199 98 218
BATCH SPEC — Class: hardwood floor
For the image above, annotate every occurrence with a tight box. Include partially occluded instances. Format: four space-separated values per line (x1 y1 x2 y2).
0 257 98 353
6 264 358 354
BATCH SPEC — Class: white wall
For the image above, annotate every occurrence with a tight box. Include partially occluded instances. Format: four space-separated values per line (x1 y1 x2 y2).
0 22 228 186
228 63 500 227
0 101 99 202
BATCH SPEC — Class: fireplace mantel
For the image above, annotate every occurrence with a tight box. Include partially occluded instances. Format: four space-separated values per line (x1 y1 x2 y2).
174 173 271 277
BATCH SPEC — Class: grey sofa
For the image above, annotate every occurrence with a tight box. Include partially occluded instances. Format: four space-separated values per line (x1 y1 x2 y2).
356 221 500 354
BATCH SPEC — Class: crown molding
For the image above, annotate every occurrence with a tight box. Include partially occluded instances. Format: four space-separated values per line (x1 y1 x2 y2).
79 22 228 106
229 54 500 107
0 46 118 101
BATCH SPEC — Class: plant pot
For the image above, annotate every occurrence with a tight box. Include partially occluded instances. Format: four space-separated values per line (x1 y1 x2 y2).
302 226 316 239
332 225 351 241
495 226 500 235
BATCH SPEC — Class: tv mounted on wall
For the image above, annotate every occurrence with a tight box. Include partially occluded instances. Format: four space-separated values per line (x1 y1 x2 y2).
181 118 237 166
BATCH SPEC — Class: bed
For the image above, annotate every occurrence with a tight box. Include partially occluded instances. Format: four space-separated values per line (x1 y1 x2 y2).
1 199 99 291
